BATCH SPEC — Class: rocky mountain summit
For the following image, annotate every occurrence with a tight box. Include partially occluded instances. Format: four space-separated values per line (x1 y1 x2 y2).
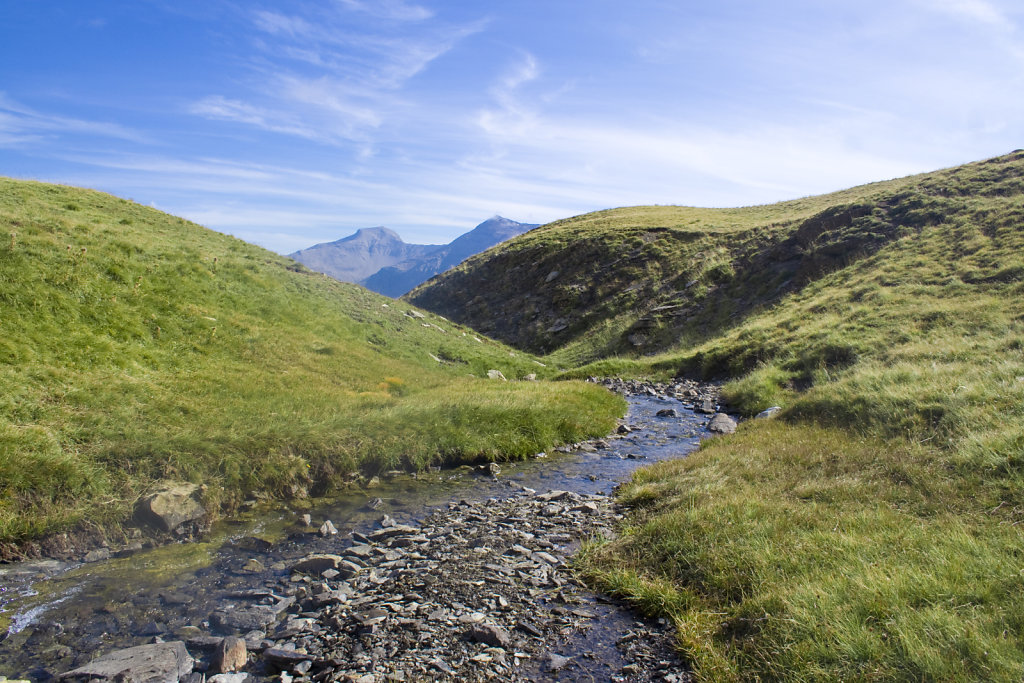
290 217 537 297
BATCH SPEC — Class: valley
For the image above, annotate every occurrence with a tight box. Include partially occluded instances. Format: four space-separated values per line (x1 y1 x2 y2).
3 150 1024 681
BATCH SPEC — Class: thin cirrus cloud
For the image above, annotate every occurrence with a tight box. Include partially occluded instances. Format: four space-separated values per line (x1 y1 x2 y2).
189 6 485 150
0 93 149 146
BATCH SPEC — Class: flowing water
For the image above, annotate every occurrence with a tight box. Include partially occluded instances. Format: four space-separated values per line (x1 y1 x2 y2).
0 395 713 680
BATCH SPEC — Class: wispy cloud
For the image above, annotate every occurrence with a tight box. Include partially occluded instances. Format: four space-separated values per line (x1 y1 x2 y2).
0 93 149 146
927 0 1011 27
336 0 435 22
188 5 484 147
477 52 541 137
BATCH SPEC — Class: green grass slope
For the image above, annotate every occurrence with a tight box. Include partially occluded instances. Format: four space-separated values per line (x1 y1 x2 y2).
414 152 1024 680
0 178 622 546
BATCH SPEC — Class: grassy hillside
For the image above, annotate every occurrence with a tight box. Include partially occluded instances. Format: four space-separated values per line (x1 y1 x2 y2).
0 178 622 546
413 152 1024 680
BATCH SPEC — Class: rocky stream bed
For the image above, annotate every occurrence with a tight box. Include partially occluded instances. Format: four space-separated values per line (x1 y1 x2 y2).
0 379 735 682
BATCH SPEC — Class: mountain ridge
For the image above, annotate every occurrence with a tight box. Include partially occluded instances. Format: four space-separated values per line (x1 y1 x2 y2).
291 216 537 297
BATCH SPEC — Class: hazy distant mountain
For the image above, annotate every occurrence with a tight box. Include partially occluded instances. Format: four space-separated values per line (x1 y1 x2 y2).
362 217 538 297
291 217 538 297
288 227 440 284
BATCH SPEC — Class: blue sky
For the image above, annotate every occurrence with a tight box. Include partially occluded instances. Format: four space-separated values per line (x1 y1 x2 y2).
2 0 1023 253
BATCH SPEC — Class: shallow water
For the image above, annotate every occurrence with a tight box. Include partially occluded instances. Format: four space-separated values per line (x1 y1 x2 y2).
0 395 712 680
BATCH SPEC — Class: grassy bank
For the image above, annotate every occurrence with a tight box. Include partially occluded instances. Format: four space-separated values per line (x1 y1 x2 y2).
406 153 1024 679
579 423 1024 680
0 178 623 545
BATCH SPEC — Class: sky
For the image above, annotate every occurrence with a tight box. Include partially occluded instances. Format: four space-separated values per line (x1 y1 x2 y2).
2 1 1023 254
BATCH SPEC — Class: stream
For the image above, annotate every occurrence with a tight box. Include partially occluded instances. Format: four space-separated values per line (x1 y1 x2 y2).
0 391 718 681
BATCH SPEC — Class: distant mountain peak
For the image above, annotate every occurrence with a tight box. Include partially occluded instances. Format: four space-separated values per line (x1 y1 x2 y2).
290 217 538 297
342 226 403 242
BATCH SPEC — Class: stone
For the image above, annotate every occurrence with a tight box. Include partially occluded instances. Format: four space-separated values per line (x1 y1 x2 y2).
319 520 338 537
546 653 571 672
134 482 205 533
208 675 249 683
210 604 284 631
368 524 419 541
523 373 537 381
60 641 193 683
263 648 313 667
300 514 312 527
242 559 265 573
548 319 569 333
83 548 111 563
290 554 344 574
467 624 512 649
757 406 783 419
698 399 716 414
487 369 507 381
707 413 738 434
214 637 247 673
655 408 677 418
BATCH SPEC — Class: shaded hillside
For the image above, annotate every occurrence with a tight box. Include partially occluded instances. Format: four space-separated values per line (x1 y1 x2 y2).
362 216 537 297
289 226 439 283
407 154 1024 365
0 179 621 546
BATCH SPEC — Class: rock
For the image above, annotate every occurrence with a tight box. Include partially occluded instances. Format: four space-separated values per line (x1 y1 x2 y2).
655 408 677 418
544 270 560 283
546 653 571 672
476 462 501 477
242 559 265 573
548 318 569 333
83 548 111 563
233 536 273 552
406 309 425 319
214 637 247 673
698 399 716 414
364 497 384 511
300 514 312 527
368 524 419 541
523 373 537 381
467 623 512 649
487 369 507 381
616 424 633 434
134 482 205 533
210 605 282 632
290 554 344 574
319 520 338 537
707 413 738 434
263 648 313 667
757 406 783 419
208 675 249 683
60 641 193 683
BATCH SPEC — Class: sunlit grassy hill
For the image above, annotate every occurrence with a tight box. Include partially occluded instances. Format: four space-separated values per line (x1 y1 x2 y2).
413 152 1024 680
0 178 621 545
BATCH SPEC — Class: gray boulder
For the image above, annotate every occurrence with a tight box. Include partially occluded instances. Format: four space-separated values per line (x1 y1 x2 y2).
134 482 205 533
61 641 193 683
707 413 738 434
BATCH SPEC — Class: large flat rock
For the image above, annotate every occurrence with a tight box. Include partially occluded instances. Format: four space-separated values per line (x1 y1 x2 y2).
61 641 193 683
